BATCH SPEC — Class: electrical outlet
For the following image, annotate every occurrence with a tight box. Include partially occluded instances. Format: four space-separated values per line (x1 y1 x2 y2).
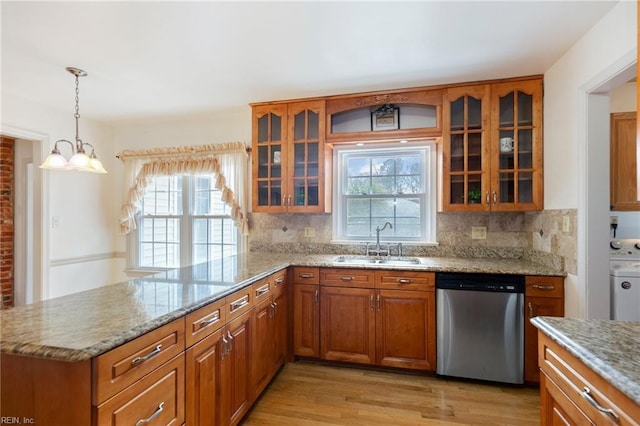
562 216 570 233
471 226 487 240
610 216 618 225
304 227 316 238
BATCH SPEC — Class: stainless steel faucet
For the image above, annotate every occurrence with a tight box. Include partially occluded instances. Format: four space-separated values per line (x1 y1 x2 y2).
370 222 392 256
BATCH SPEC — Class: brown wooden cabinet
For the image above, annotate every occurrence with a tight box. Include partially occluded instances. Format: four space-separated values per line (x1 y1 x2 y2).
223 310 254 426
539 332 640 425
320 285 376 364
376 289 435 371
252 270 288 397
610 111 640 210
292 267 321 358
296 268 436 371
524 275 564 383
251 100 326 213
442 78 543 211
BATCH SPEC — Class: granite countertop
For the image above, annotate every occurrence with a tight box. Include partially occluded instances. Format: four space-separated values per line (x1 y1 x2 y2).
1 252 563 362
532 316 640 406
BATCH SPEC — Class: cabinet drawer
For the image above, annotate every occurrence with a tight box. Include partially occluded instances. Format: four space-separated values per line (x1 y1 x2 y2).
540 334 639 425
226 287 254 322
375 271 435 291
526 276 564 298
272 269 287 292
93 318 185 405
321 268 374 288
185 298 226 348
253 278 272 303
292 267 320 285
95 353 185 426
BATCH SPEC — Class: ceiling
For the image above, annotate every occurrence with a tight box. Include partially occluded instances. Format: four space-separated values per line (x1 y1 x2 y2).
1 1 618 123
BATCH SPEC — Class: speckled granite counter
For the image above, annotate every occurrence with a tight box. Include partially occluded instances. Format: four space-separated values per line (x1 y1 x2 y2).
1 252 563 362
532 316 640 406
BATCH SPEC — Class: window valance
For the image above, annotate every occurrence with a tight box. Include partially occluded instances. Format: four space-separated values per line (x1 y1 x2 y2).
118 141 249 235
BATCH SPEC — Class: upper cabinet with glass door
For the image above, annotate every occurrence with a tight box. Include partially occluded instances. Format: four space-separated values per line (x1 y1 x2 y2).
442 85 491 211
490 79 543 211
251 100 326 213
442 78 543 212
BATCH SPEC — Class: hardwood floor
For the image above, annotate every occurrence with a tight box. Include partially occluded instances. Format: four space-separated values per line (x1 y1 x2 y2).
242 362 540 425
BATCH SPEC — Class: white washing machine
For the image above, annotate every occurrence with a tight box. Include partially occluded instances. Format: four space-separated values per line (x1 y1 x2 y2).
610 238 640 321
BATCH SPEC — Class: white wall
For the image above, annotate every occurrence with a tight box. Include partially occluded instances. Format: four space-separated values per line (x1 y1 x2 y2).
1 91 122 299
543 0 637 318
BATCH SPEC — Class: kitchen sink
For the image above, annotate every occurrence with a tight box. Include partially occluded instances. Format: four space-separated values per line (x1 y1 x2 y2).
332 256 422 266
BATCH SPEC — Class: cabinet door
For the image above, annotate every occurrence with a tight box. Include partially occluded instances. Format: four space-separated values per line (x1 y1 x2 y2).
320 286 375 365
524 296 564 383
375 289 436 371
442 85 491 211
252 297 274 397
252 104 288 213
272 281 289 371
186 328 224 426
223 312 254 426
293 283 320 357
490 79 543 211
287 100 326 213
610 112 639 211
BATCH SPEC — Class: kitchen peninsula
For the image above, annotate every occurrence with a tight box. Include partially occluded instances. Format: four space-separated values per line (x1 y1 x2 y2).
2 252 563 425
532 316 640 424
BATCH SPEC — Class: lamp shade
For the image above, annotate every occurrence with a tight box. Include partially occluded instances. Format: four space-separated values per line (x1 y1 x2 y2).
89 157 107 173
40 152 69 170
68 152 93 171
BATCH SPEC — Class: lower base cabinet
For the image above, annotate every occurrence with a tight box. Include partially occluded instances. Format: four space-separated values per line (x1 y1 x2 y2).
297 268 436 372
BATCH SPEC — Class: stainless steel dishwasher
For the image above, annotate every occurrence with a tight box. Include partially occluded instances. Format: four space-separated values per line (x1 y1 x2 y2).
436 273 525 384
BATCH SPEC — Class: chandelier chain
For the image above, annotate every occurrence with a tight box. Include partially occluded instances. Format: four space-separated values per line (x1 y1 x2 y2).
74 75 80 120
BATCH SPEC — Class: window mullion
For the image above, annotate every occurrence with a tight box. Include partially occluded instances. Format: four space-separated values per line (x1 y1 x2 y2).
182 176 191 268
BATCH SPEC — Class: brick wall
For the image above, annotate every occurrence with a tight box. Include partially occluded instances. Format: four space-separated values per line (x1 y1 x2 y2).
0 137 14 308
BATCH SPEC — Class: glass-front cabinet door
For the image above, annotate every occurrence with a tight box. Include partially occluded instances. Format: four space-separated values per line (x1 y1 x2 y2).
251 100 325 213
287 100 325 213
490 80 543 211
253 104 288 212
442 85 490 211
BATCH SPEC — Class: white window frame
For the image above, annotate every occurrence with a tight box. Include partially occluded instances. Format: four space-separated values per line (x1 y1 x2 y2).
332 141 438 244
128 174 240 272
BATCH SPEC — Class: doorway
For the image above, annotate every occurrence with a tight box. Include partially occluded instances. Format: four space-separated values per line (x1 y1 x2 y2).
1 127 49 305
580 55 637 319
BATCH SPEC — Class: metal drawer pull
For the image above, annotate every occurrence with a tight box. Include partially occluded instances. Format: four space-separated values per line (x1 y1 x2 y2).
136 402 164 426
230 295 249 312
226 331 234 354
341 276 355 281
370 294 374 311
299 273 315 279
528 302 534 318
273 301 278 315
581 387 619 420
200 311 220 327
532 284 555 290
376 294 381 311
255 285 270 297
131 344 162 366
274 277 285 285
397 278 413 284
314 290 319 305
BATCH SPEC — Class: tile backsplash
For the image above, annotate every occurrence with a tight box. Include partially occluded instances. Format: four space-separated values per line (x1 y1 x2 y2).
248 209 576 274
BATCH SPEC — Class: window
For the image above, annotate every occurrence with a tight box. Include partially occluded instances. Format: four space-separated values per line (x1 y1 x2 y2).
333 142 437 243
132 174 238 269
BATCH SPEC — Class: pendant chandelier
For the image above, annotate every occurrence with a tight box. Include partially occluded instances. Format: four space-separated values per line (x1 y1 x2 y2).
39 67 107 173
